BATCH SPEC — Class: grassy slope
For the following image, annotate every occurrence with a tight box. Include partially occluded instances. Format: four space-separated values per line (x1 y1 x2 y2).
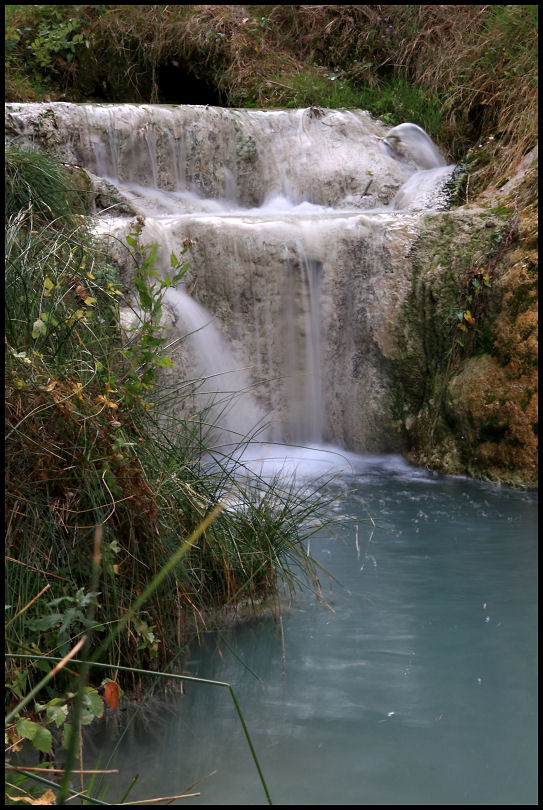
5 5 538 191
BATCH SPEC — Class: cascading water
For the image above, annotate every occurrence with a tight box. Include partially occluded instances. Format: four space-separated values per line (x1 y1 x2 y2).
163 285 267 445
5 103 455 458
6 103 537 806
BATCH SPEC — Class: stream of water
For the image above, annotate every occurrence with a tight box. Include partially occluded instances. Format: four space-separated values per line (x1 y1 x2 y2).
88 450 537 806
5 104 458 451
7 104 537 804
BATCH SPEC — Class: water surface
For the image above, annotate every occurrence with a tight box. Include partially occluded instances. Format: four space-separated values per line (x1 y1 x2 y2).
91 453 537 805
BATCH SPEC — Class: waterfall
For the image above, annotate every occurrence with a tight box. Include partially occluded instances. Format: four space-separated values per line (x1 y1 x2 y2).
164 286 267 446
5 102 455 453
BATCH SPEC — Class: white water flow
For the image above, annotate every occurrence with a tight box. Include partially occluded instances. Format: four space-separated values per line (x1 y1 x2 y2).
6 104 455 456
6 104 537 807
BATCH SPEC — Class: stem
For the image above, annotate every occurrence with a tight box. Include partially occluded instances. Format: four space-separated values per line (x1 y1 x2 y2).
6 653 273 806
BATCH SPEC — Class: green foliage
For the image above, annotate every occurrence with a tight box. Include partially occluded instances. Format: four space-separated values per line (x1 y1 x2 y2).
5 152 327 760
391 208 520 466
256 68 365 110
8 683 104 758
5 4 88 94
15 717 53 754
5 145 77 225
353 77 444 140
26 589 103 657
120 229 189 406
28 6 86 70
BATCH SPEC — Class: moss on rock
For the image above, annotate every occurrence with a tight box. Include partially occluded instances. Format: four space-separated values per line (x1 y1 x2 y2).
391 170 537 487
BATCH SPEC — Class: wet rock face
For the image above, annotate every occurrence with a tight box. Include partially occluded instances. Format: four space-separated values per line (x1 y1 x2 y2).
4 103 411 207
5 102 537 484
391 197 538 487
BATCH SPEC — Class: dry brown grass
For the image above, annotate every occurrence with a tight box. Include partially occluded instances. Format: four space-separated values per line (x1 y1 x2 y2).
5 5 537 196
265 4 537 189
88 4 303 104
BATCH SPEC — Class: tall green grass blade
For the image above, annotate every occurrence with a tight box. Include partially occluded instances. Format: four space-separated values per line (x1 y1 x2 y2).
7 653 273 805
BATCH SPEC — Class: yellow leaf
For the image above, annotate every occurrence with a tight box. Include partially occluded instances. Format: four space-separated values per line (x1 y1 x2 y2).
84 297 97 306
7 789 57 804
97 395 119 409
463 310 476 326
43 277 55 296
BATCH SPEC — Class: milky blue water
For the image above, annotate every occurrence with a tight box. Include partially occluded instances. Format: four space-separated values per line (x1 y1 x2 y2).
90 453 537 806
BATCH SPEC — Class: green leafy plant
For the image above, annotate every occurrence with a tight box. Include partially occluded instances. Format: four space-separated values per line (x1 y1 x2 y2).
26 588 103 657
120 229 190 407
30 13 85 70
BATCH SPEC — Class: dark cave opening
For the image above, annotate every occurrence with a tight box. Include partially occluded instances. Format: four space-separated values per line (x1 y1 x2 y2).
156 63 224 105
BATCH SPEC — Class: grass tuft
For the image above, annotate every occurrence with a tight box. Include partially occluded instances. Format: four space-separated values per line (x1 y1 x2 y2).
5 149 329 712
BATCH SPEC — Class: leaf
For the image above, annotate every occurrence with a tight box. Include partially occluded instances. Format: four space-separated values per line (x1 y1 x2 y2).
173 262 191 283
154 355 174 368
16 718 52 754
103 680 119 712
46 703 69 729
463 310 476 326
84 296 97 306
43 276 55 295
61 723 79 756
27 613 63 632
80 689 104 724
32 319 47 339
6 789 57 804
97 394 119 409
134 276 153 311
